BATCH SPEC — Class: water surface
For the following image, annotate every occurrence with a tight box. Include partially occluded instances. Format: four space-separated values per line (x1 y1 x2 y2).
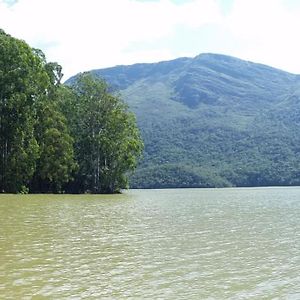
0 188 299 299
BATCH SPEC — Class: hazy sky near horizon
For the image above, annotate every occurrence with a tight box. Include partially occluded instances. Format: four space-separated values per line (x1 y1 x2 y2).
1 0 300 79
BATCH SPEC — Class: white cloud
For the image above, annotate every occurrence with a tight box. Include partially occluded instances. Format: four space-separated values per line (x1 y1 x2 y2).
0 0 222 79
224 0 300 73
1 0 300 79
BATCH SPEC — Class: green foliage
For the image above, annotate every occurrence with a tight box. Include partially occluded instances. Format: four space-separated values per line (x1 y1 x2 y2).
1 29 141 193
69 73 143 193
0 30 47 192
132 164 230 189
32 97 78 193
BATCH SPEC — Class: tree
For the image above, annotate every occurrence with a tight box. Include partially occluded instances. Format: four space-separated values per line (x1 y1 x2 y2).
0 29 49 192
0 29 142 193
31 60 77 193
69 73 143 193
0 29 77 193
31 97 77 193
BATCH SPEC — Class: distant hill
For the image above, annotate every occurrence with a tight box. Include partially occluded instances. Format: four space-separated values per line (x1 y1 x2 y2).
67 53 300 188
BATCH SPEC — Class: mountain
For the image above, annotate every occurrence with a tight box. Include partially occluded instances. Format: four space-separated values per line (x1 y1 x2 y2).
67 53 300 188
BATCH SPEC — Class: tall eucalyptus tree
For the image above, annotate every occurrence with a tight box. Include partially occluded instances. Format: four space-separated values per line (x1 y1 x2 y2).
0 30 49 192
69 73 143 193
0 30 76 193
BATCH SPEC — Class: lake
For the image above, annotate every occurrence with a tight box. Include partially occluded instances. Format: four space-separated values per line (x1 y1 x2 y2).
0 187 299 299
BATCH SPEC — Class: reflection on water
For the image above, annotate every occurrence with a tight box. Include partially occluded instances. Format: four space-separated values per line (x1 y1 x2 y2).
0 188 299 299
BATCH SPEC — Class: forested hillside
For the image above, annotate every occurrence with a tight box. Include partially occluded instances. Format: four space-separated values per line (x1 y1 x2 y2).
68 54 300 188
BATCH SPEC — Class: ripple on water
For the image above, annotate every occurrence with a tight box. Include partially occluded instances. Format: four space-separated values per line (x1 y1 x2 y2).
0 188 299 299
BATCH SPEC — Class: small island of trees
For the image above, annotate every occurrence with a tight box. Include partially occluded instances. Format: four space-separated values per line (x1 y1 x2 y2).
0 29 143 194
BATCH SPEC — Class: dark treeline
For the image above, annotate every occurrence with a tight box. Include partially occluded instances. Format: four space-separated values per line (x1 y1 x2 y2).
0 29 143 194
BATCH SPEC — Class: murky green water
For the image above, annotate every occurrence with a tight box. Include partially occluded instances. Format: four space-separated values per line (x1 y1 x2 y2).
0 188 299 299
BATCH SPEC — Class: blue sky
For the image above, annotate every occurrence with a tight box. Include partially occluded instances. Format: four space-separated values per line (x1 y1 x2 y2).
1 0 300 79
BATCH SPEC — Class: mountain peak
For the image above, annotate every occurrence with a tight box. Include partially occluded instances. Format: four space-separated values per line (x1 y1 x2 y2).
195 52 239 61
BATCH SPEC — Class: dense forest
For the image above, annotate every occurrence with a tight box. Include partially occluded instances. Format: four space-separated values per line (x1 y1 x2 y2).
0 29 143 194
69 54 300 188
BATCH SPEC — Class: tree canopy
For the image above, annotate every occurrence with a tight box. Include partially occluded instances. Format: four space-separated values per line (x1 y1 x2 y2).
68 73 143 193
0 29 143 193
